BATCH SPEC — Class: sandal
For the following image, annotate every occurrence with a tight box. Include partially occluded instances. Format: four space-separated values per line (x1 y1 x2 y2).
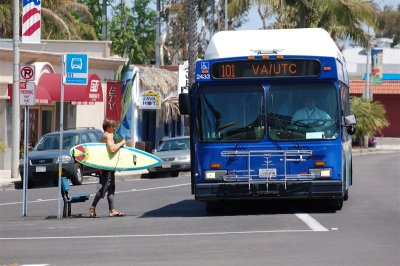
109 210 125 217
89 207 99 218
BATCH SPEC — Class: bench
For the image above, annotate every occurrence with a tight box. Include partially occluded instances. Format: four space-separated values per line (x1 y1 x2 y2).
61 176 90 218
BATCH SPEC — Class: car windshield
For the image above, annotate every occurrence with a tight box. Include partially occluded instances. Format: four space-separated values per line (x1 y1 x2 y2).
267 82 339 140
34 134 80 151
197 84 264 142
158 138 190 152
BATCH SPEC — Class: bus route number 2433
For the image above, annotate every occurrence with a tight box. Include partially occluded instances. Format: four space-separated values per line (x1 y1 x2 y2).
197 73 210 80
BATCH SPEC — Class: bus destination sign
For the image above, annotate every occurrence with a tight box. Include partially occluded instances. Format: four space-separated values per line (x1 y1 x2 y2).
211 59 321 79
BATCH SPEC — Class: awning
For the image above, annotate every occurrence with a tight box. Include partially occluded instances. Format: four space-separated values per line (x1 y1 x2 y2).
35 86 52 104
37 73 103 104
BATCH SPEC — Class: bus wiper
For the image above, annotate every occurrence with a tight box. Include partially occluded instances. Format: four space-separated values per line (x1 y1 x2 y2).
267 112 290 131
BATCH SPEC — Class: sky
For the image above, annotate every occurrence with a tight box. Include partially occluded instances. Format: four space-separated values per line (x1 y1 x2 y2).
238 0 400 30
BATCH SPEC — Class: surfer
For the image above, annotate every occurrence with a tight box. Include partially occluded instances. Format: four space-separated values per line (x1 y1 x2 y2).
89 118 126 218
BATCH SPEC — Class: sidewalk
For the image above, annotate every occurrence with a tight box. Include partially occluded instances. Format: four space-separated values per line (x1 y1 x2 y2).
0 169 148 191
1 138 399 190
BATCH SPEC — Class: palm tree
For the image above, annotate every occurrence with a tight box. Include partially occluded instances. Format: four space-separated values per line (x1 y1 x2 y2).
350 97 389 147
230 0 378 48
0 0 95 39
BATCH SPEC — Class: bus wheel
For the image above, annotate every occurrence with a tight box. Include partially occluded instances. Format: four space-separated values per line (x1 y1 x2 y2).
206 202 223 215
328 198 343 211
343 189 349 201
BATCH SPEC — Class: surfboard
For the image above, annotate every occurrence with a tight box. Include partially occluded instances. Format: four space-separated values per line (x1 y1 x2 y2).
70 143 163 171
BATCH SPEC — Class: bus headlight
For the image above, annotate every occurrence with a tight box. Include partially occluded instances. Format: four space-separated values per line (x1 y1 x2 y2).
205 170 227 180
309 168 332 178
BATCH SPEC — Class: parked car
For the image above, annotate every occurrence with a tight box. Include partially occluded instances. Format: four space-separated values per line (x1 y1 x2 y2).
148 136 191 177
19 128 102 187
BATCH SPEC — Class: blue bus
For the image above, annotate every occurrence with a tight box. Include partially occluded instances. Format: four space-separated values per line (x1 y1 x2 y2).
179 28 357 213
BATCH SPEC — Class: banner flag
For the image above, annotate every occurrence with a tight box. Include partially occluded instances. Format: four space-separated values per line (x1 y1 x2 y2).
115 69 136 141
371 49 383 85
106 81 122 121
22 0 41 43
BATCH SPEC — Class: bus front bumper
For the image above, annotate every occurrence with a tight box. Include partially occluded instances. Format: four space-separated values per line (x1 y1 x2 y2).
195 180 343 200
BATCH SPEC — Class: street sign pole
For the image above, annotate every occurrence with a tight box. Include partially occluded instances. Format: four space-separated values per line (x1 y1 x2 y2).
22 104 29 216
20 81 35 216
57 56 65 219
57 53 88 218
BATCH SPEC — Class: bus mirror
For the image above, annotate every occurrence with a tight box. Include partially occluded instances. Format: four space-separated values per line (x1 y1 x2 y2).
347 126 356 135
344 114 356 126
179 93 190 115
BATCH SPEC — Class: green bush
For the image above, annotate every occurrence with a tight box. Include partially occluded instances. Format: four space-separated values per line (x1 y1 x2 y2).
350 97 389 146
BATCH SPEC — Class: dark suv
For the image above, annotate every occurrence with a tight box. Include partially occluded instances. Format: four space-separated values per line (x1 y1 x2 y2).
19 128 102 187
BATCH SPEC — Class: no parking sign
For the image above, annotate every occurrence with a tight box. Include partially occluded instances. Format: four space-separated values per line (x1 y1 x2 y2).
20 65 35 81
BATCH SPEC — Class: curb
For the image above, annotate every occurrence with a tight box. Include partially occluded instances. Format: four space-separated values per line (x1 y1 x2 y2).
0 172 145 191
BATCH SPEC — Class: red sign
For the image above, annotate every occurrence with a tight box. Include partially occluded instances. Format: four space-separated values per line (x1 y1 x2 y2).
20 65 35 81
106 81 122 121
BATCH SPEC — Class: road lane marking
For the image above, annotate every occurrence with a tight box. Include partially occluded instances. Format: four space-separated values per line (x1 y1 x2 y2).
295 213 329 231
0 229 320 240
0 183 190 206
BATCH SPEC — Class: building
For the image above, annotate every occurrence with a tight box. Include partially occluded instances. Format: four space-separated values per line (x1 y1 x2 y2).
0 39 126 170
343 40 400 137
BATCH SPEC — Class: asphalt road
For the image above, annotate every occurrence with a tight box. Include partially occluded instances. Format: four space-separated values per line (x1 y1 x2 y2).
0 151 399 266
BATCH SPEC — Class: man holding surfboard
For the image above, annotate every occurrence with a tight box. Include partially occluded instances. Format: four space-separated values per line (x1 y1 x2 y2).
89 118 126 218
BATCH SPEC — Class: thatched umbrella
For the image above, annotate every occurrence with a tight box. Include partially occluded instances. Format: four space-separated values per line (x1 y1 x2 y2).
138 66 180 123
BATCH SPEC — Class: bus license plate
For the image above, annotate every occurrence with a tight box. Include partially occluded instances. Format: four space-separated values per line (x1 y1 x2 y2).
162 163 171 169
36 166 46 172
259 168 276 178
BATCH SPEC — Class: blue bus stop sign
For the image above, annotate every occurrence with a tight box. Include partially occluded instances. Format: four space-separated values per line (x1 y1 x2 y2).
63 54 89 85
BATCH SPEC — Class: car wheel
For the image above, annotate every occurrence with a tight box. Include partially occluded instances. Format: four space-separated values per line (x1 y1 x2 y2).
148 172 157 178
70 163 83 185
20 172 35 188
171 171 179 177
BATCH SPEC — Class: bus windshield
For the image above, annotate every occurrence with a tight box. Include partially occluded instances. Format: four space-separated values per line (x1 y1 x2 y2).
197 85 264 142
268 82 339 140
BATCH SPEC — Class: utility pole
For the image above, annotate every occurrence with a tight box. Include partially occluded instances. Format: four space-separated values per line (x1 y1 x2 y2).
11 0 20 180
224 0 228 30
188 0 198 87
101 0 107 40
155 0 161 67
364 47 371 101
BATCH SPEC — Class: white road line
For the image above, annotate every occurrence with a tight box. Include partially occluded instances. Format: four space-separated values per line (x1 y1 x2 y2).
0 183 190 206
0 229 314 240
295 213 329 232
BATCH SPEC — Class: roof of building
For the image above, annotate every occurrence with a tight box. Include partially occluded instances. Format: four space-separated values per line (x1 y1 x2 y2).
350 80 400 95
205 28 341 60
342 47 400 65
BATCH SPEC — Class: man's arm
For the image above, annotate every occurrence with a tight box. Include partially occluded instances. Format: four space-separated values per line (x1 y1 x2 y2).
105 133 126 153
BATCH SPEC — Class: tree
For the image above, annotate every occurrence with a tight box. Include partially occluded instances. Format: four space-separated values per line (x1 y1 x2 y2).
350 97 389 147
0 0 96 40
108 0 156 64
376 4 400 46
78 0 103 40
228 0 378 48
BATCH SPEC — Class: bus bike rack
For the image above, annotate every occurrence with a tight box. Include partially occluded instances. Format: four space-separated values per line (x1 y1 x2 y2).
220 149 314 192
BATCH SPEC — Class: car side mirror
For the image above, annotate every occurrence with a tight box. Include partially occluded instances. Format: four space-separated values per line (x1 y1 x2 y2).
179 93 190 115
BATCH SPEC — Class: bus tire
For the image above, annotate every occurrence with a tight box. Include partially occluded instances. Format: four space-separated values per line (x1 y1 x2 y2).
328 198 343 211
344 189 349 201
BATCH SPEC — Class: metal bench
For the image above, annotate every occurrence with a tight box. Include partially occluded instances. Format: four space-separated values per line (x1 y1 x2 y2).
61 176 90 218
